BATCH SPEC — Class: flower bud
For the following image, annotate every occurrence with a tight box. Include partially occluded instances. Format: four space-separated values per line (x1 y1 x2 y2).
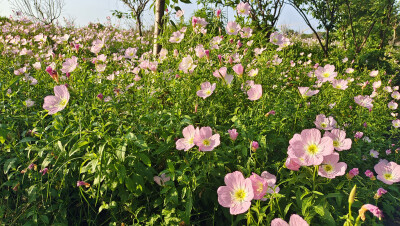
349 184 357 205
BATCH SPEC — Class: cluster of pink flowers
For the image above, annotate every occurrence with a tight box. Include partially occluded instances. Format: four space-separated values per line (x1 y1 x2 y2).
217 170 279 215
176 125 220 151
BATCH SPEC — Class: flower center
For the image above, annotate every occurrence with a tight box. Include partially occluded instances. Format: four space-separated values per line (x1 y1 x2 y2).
306 144 319 155
58 98 68 107
202 139 211 146
384 173 392 180
188 137 194 145
333 140 339 147
323 164 333 172
205 90 211 95
234 189 246 202
322 72 330 78
321 123 327 128
257 182 264 193
336 85 342 89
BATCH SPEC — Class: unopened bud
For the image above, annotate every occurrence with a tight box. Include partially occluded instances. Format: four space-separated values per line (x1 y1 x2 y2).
349 185 357 205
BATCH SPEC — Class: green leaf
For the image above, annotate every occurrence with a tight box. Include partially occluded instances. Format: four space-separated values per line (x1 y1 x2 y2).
4 158 17 174
137 153 151 166
19 137 37 143
314 205 324 216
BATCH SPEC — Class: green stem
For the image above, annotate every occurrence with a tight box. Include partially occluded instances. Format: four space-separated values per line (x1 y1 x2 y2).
313 165 319 191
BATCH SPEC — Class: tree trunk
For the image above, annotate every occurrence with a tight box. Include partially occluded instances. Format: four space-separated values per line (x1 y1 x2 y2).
136 14 142 36
153 0 165 56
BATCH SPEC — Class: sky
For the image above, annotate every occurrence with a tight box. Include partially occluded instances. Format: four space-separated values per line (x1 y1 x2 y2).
0 0 319 33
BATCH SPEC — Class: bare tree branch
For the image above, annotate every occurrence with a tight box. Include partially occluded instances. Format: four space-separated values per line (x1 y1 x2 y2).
8 0 65 24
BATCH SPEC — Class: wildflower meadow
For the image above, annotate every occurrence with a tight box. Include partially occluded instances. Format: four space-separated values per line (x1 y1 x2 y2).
1 2 400 225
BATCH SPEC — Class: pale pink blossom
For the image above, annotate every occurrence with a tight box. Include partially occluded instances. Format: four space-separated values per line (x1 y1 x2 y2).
314 114 337 130
124 47 138 59
249 173 268 200
169 31 184 43
373 81 382 89
175 10 184 18
193 127 220 151
176 125 199 151
388 101 398 110
270 32 283 46
318 152 347 179
287 128 334 166
195 44 206 58
240 27 253 38
154 173 170 186
354 95 373 110
315 64 337 83
226 21 241 35
43 85 70 115
358 204 383 221
61 56 78 74
345 68 354 73
179 56 197 74
261 171 280 194
217 171 254 215
233 64 244 76
247 84 262 101
213 67 227 78
32 62 41 70
196 82 216 99
391 91 400 100
370 70 379 77
236 2 251 15
248 68 258 77
271 214 309 226
332 79 348 90
393 119 400 128
298 87 319 97
383 86 393 92
354 131 364 139
374 159 400 185
285 157 301 171
323 129 352 151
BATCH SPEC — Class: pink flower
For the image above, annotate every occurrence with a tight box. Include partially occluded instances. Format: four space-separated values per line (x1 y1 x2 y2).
271 214 309 226
287 128 334 166
193 127 220 151
195 44 206 58
233 64 244 76
270 32 284 45
347 168 359 179
77 181 90 188
354 95 373 110
298 87 319 97
251 141 259 151
226 21 241 35
197 82 216 99
318 152 347 179
248 68 258 77
169 31 184 43
240 27 253 38
354 131 364 139
393 119 400 128
332 79 348 90
175 9 184 18
391 91 400 100
228 129 238 141
124 47 138 59
374 159 400 185
236 2 251 15
374 188 387 199
370 149 379 158
314 114 337 130
217 171 254 215
61 56 78 74
213 67 227 78
358 204 383 221
40 168 48 175
43 85 70 115
370 70 379 77
323 129 352 151
176 125 199 151
261 171 280 194
154 173 170 186
315 64 337 83
179 56 197 74
285 157 301 171
247 84 262 101
249 173 268 200
388 101 398 110
365 170 375 179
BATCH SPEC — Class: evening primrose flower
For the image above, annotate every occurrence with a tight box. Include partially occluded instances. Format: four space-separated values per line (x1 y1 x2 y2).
287 128 334 166
393 119 400 128
318 152 347 179
374 188 387 199
179 55 197 74
358 204 383 221
315 64 337 83
43 85 70 115
233 64 244 76
176 125 199 151
196 82 216 99
61 56 78 74
217 171 254 215
153 173 170 186
347 168 359 179
374 159 400 185
354 95 373 110
388 101 398 110
323 129 352 151
391 91 400 100
298 87 319 97
249 173 268 200
228 129 238 141
331 79 348 90
169 31 184 43
236 2 251 15
25 99 35 107
370 149 379 158
226 21 241 35
247 84 262 101
193 127 220 151
77 181 90 188
271 214 309 226
370 70 379 77
314 114 337 130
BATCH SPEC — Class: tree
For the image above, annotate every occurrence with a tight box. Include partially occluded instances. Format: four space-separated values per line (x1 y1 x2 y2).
153 0 165 56
8 0 65 24
119 0 150 36
288 0 342 57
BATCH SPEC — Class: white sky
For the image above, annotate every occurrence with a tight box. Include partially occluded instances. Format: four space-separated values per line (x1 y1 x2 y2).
0 0 319 33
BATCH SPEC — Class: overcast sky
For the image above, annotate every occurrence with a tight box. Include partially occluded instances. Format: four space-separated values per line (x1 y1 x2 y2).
0 0 319 33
